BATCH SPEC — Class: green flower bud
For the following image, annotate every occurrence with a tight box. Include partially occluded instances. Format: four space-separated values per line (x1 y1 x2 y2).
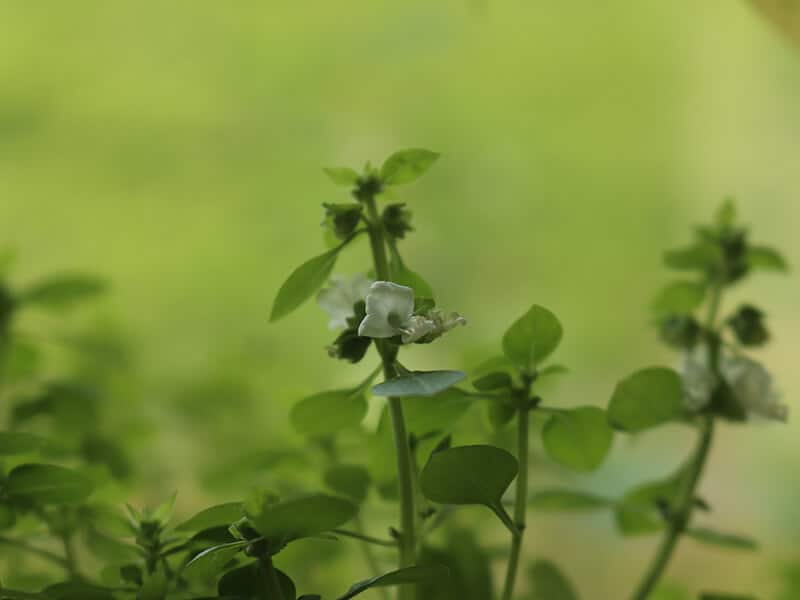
322 203 363 240
727 304 769 346
382 203 414 239
352 174 382 202
659 315 701 349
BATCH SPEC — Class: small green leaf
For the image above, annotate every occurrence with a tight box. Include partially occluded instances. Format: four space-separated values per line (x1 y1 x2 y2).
746 245 788 272
0 431 48 455
538 364 570 379
175 502 244 532
323 167 360 186
270 246 343 322
528 560 579 600
528 489 613 511
218 563 296 599
542 407 614 472
652 281 707 317
687 527 757 551
403 388 474 436
323 465 371 503
699 594 756 600
608 367 685 432
664 243 721 271
472 372 512 391
380 149 439 186
183 540 249 580
247 493 358 543
338 565 449 600
502 305 563 371
487 400 516 430
420 445 518 533
6 464 93 504
614 472 684 536
372 370 466 398
21 274 107 310
290 389 368 436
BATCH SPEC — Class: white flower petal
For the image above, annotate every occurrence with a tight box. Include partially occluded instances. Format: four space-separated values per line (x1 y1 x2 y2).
317 274 374 330
678 351 715 412
358 313 399 339
722 356 788 422
400 316 437 344
365 282 415 323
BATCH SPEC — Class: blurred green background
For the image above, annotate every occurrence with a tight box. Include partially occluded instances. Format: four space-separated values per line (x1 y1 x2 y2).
1 0 798 597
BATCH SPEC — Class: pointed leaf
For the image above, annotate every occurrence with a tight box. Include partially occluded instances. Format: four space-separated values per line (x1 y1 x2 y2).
746 245 788 272
270 246 342 322
175 502 244 532
608 367 685 432
372 370 466 398
184 540 249 580
502 305 563 371
380 149 439 186
290 389 368 436
6 464 93 504
338 565 449 600
21 274 107 310
687 527 757 551
247 493 357 543
323 167 359 187
528 560 579 600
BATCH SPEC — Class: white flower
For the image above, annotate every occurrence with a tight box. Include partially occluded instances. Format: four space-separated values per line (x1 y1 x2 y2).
678 349 787 422
357 281 467 344
316 274 373 330
721 356 787 422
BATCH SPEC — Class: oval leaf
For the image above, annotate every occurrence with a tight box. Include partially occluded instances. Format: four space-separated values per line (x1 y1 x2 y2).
403 388 474 436
380 149 439 186
528 560 579 600
6 464 93 504
372 370 466 398
175 502 244 532
323 465 371 503
290 389 367 436
542 407 613 472
270 246 342 322
21 274 107 310
323 167 359 187
652 281 707 317
687 527 758 551
338 565 449 600
248 493 357 543
502 305 563 371
608 367 685 432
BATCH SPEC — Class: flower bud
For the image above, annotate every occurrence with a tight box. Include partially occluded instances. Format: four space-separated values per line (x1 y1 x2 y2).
382 203 413 239
659 315 701 349
727 304 769 346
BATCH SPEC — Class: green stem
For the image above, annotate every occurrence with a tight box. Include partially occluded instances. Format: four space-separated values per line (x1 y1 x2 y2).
363 195 417 597
500 405 530 600
630 280 722 600
332 527 397 547
352 518 392 600
262 555 286 600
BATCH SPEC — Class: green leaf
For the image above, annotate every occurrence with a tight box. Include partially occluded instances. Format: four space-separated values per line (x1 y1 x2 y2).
0 431 48 455
699 594 756 600
41 582 115 600
608 367 685 432
183 540 249 580
528 560 579 600
420 445 518 533
323 167 360 186
270 246 343 322
338 565 449 600
663 243 721 271
502 305 563 371
687 527 757 551
247 493 358 543
6 464 93 504
614 471 684 536
472 372 512 391
487 400 516 430
403 388 474 436
746 245 788 272
542 407 614 472
380 149 439 186
290 388 368 436
21 274 107 310
175 502 244 532
538 364 570 379
390 259 435 301
417 529 493 600
323 465 371 503
372 370 466 398
528 489 613 511
652 281 707 317
218 563 296 600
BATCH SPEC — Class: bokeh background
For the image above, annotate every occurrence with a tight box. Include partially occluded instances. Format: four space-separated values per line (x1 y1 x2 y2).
1 1 798 597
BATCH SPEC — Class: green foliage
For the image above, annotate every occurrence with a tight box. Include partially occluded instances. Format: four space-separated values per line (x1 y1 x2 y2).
502 305 563 372
20 274 107 311
686 527 757 551
380 149 440 186
290 388 368 436
246 493 358 543
5 464 93 504
323 465 371 503
528 560 579 600
608 367 685 432
338 565 449 600
372 370 466 398
541 407 614 471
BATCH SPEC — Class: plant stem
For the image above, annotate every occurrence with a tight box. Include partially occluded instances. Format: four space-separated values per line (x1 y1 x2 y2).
630 280 722 600
364 195 417 596
352 517 392 600
262 555 286 600
500 403 530 600
333 526 397 547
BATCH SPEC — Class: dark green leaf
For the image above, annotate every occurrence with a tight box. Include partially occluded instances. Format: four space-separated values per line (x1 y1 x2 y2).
323 465 371 503
380 149 439 186
487 400 516 430
687 527 757 551
6 464 93 504
502 305 563 371
270 246 343 322
403 388 474 436
21 274 107 310
746 245 788 272
248 493 358 543
614 471 685 536
372 371 466 398
472 372 512 391
323 167 360 186
699 594 756 600
175 502 244 532
41 582 115 600
218 563 296 600
0 431 47 455
184 540 249 580
542 407 614 471
528 489 613 511
338 565 449 600
528 560 579 600
608 367 685 432
663 243 721 271
417 529 493 600
290 388 368 436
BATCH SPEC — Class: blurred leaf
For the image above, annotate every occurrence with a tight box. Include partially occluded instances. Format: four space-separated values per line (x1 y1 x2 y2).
0 340 41 383
270 245 344 322
472 372 512 391
417 529 492 600
698 594 756 600
175 502 244 532
502 305 563 371
184 540 249 580
380 149 439 186
247 493 357 543
390 257 435 301
338 565 449 600
542 407 613 472
746 245 788 272
487 400 516 430
372 371 466 398
290 389 367 436
420 445 518 533
41 582 115 600
608 367 685 432
528 560 579 600
403 388 474 436
21 274 107 310
614 471 684 536
663 243 721 271
323 465 370 503
686 527 757 551
6 463 93 504
323 167 359 186
528 489 613 511
218 563 296 599
652 281 706 316
0 431 48 455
